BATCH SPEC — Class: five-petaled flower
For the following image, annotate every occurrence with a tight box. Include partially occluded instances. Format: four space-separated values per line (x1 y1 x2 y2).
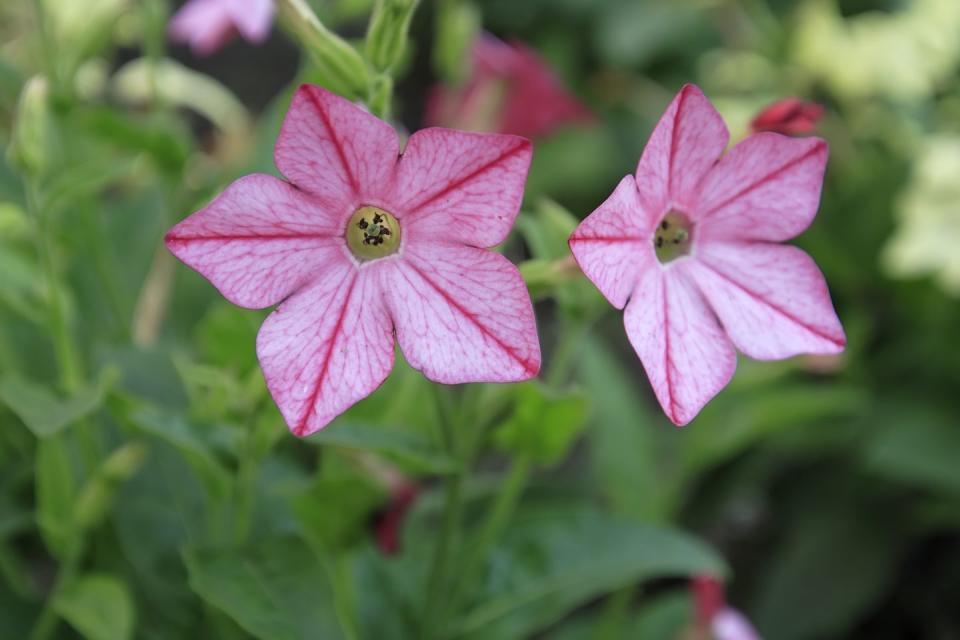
166 84 540 436
569 84 845 425
691 575 760 640
750 97 825 137
426 33 592 139
169 0 274 57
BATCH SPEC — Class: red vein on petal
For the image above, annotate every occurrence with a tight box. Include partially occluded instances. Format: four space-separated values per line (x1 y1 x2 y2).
569 236 645 243
666 88 687 198
661 275 679 423
167 233 337 243
406 260 538 377
699 259 844 348
304 87 360 195
293 272 359 437
405 142 528 217
697 143 823 221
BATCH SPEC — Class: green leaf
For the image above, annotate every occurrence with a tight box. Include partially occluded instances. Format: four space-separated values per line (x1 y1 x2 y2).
184 536 344 640
289 474 385 552
307 421 459 474
861 402 960 494
455 505 726 638
53 574 135 640
0 372 112 438
579 336 668 520
128 407 232 502
493 382 589 466
74 442 148 531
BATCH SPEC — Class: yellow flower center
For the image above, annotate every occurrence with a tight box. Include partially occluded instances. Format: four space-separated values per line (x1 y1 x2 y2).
346 206 401 261
654 210 693 263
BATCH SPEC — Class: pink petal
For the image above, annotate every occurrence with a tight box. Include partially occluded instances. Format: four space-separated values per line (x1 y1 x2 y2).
224 0 274 43
256 263 394 437
392 128 532 247
624 266 736 425
165 174 343 309
275 85 400 213
568 175 657 308
168 0 237 56
685 242 845 360
384 244 540 383
695 134 828 242
635 84 729 216
713 607 761 640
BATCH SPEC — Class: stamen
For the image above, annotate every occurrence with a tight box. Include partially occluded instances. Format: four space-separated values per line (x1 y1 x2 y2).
346 206 401 261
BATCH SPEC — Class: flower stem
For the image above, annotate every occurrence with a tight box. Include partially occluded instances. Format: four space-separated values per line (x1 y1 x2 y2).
29 539 84 640
445 455 531 623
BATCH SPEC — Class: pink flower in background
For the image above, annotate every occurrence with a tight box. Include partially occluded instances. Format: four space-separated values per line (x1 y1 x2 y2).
169 0 274 56
569 84 844 425
750 98 824 136
426 34 592 139
166 84 540 436
692 576 761 640
373 482 419 555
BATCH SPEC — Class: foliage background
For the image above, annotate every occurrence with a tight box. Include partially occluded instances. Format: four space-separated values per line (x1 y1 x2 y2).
1 0 960 638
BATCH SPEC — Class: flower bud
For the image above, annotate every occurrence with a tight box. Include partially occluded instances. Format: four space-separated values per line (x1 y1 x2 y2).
365 0 420 73
276 0 371 99
7 76 55 177
74 442 148 531
432 0 481 82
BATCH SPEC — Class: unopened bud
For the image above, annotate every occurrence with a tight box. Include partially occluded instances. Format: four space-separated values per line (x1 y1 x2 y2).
8 76 54 177
365 0 420 73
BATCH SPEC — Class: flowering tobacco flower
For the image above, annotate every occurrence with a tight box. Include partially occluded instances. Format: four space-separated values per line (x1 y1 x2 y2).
166 84 540 436
426 34 592 139
373 482 419 555
569 85 844 425
169 0 274 56
691 576 760 640
750 98 825 136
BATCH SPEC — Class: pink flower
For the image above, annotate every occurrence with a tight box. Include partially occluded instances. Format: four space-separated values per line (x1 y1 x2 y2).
426 34 592 139
569 85 844 425
169 0 274 56
750 98 824 137
373 482 419 555
166 84 540 436
691 576 760 640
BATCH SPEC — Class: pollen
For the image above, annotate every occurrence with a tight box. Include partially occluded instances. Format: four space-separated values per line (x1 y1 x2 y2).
346 206 401 261
654 210 692 264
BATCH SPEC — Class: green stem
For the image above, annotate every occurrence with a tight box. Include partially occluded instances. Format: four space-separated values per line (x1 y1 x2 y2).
27 185 82 392
29 539 84 640
445 456 531 624
321 554 360 640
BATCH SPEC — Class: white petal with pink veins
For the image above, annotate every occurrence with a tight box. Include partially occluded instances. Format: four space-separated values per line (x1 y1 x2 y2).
257 263 394 437
392 128 532 248
568 175 657 309
695 133 828 242
635 84 729 215
686 242 845 360
384 244 540 383
275 85 400 212
165 174 344 309
624 265 736 425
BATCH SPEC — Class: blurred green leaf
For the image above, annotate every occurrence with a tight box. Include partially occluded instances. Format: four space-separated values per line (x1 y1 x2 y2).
456 505 725 638
53 574 135 640
289 474 385 551
184 536 344 640
862 402 960 494
307 422 459 474
493 382 588 466
128 407 232 502
74 442 148 531
0 371 112 438
579 335 667 521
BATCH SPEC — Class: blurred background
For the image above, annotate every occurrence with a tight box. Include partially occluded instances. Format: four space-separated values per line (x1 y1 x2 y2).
1 0 960 638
